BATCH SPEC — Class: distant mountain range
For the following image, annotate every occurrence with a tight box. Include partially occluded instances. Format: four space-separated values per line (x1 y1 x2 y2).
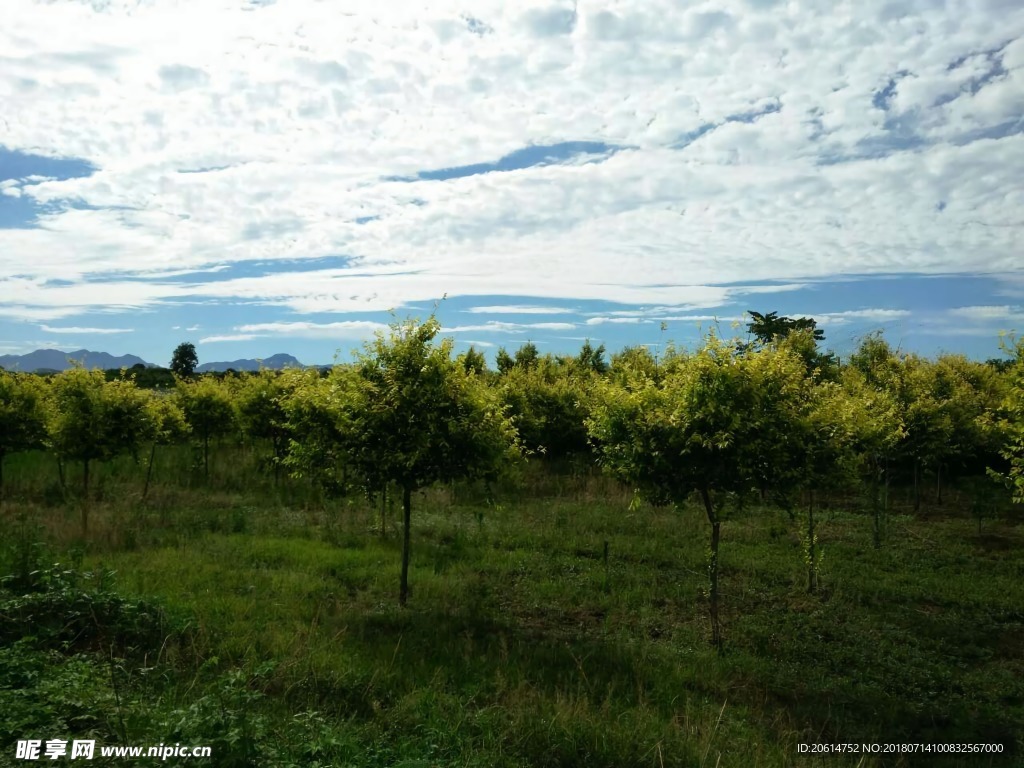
0 349 153 372
196 354 304 373
0 349 307 373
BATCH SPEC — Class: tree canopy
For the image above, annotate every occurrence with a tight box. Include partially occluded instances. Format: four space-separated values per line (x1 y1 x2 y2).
170 342 199 378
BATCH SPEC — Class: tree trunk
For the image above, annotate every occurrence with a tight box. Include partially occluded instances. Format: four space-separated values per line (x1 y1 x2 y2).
699 486 722 652
81 459 90 536
380 485 387 539
143 442 157 501
872 461 882 550
399 486 412 606
57 457 66 494
0 450 5 503
883 456 890 518
203 433 210 482
936 464 943 505
913 460 920 513
807 491 817 593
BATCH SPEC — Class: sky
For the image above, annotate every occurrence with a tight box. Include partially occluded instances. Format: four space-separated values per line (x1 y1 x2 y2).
1 0 1023 368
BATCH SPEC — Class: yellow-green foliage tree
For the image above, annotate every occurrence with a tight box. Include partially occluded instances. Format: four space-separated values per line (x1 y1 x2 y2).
174 375 236 481
929 354 1007 500
142 394 189 500
231 369 296 483
499 359 591 461
46 368 154 533
587 333 812 649
0 371 48 500
840 365 906 548
343 317 520 605
609 345 660 384
281 367 358 499
992 338 1024 503
845 334 908 546
900 356 954 511
794 378 867 591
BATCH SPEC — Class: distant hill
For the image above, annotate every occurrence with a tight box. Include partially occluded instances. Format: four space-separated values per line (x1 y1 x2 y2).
195 353 304 373
0 348 153 372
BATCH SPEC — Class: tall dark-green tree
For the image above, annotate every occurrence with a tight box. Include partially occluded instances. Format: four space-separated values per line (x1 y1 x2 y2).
170 342 199 378
746 311 836 375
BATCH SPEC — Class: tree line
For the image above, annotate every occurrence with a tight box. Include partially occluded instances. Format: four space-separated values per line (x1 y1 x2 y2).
1 313 1022 647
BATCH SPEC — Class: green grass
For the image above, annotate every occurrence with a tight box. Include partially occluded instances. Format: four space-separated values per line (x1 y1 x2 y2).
1 448 1022 766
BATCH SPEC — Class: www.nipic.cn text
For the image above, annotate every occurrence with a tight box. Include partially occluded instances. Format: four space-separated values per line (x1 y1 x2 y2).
15 740 212 761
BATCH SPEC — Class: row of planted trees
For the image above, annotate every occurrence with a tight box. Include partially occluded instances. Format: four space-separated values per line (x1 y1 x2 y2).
0 319 519 608
1 315 1023 645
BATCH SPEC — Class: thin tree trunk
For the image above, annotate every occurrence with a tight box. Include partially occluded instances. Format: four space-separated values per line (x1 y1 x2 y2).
57 457 66 494
143 442 157 501
399 485 412 606
913 460 920 513
380 485 387 538
883 456 890 518
0 450 5 503
203 433 210 481
272 435 281 485
872 461 882 550
807 490 817 593
936 464 943 505
699 486 722 652
81 459 90 536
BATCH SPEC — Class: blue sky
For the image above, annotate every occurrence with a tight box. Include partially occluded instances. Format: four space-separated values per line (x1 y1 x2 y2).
1 0 1023 367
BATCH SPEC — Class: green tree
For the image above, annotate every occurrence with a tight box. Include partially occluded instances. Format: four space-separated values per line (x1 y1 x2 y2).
575 339 609 375
513 342 540 371
0 371 48 500
747 310 824 345
495 347 515 375
175 375 236 481
900 356 954 511
343 317 520 605
232 369 295 483
142 394 189 500
170 342 199 378
609 345 659 383
457 346 489 376
587 333 809 649
991 338 1024 503
841 362 906 548
46 368 153 534
794 379 864 591
499 363 591 460
929 354 1007 500
746 311 836 376
281 367 355 500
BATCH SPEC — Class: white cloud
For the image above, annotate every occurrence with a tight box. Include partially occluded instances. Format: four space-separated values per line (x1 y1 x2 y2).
585 316 654 325
464 305 576 314
201 320 390 343
948 305 1022 321
442 320 577 333
39 324 133 334
810 309 913 326
235 320 389 338
0 0 1020 323
659 315 745 323
455 339 496 348
199 334 259 344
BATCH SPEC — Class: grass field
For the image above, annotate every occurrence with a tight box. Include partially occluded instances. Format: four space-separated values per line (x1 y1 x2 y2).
1 448 1022 767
